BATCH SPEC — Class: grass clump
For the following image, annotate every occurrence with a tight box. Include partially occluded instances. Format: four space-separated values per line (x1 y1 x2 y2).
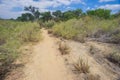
74 57 90 73
43 20 55 28
107 52 120 66
58 40 70 55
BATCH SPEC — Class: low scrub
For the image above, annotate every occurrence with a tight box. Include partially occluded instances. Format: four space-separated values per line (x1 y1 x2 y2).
53 19 79 39
0 20 41 79
48 29 53 34
74 57 90 73
52 16 120 43
58 40 70 55
43 20 55 28
107 52 120 66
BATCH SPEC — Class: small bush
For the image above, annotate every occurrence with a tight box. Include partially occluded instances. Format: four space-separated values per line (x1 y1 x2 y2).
89 45 100 55
59 41 70 55
74 57 90 73
74 34 86 43
44 20 55 28
48 29 53 34
107 52 120 66
111 30 120 44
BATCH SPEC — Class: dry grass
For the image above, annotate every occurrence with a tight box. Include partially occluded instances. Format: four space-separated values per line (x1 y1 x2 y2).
59 41 70 55
0 20 41 79
107 51 120 66
52 16 120 43
85 74 100 80
48 29 53 34
74 57 90 73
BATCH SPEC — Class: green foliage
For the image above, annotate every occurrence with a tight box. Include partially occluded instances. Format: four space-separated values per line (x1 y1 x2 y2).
62 9 82 21
17 6 114 22
41 12 52 22
0 20 41 77
17 6 40 21
43 20 55 28
87 9 111 19
73 9 82 19
53 16 120 41
53 19 79 39
17 13 34 21
62 10 76 21
52 10 62 21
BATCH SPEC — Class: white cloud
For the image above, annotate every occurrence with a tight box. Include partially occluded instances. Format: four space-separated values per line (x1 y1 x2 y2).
99 0 115 2
99 4 120 10
86 7 90 10
0 0 85 19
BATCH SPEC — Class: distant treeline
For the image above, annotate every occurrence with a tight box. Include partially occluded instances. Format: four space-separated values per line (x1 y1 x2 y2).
16 6 120 22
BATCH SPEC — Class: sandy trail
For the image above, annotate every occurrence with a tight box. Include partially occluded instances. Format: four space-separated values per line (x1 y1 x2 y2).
22 29 74 80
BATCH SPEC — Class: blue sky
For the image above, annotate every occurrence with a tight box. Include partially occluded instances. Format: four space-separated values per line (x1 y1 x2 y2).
0 0 120 19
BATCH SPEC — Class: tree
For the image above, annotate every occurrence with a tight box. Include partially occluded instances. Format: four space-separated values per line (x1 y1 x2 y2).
87 9 111 19
62 10 76 21
73 9 82 18
112 10 120 18
52 10 63 21
16 13 34 21
41 11 52 22
24 6 40 20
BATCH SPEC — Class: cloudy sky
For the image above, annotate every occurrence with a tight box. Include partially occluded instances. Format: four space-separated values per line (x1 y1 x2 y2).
0 0 120 19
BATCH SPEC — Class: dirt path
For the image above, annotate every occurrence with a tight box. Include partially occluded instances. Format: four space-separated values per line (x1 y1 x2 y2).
5 28 120 80
21 29 74 80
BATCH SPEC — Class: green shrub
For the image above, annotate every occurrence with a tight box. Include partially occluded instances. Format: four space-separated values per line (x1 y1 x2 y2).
53 19 79 39
44 20 55 28
0 20 41 79
52 16 120 43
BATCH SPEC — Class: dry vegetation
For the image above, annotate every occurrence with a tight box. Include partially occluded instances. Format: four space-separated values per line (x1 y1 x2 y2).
0 20 41 79
74 57 90 73
52 16 120 43
85 74 100 80
58 40 70 55
107 51 120 66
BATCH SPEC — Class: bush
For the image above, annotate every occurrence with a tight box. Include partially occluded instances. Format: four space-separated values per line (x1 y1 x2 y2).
0 20 41 79
53 19 79 39
52 16 120 43
74 57 90 73
44 20 55 28
58 40 70 55
107 52 120 66
48 29 53 34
